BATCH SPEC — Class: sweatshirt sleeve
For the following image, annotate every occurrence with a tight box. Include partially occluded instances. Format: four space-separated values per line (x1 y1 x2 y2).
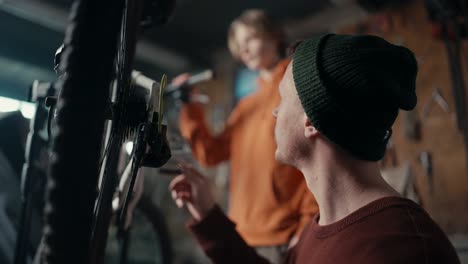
188 206 271 264
179 103 237 166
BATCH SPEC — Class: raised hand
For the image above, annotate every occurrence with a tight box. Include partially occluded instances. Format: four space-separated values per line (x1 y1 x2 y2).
169 163 216 221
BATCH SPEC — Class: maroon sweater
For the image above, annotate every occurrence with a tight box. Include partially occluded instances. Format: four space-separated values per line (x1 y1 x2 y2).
189 196 460 264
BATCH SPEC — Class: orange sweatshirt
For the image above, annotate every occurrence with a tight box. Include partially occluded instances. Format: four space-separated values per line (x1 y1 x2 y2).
179 59 318 246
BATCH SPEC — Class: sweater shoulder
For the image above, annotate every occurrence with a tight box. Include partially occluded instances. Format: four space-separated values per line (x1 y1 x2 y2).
351 204 460 264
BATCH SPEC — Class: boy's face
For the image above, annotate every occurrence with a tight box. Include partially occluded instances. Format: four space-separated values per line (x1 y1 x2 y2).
234 24 279 71
273 62 305 166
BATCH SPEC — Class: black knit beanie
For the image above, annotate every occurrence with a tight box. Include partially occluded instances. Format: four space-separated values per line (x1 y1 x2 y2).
292 34 418 161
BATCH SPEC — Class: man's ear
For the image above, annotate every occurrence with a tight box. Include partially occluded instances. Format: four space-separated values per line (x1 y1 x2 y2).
304 114 319 138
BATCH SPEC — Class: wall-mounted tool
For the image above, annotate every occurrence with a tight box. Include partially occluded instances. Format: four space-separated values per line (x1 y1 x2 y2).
419 151 434 194
422 87 450 119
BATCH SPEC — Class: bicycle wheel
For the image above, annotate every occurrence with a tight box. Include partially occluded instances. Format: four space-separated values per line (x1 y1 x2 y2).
42 0 176 262
134 194 173 264
106 194 173 264
41 0 126 263
90 0 145 261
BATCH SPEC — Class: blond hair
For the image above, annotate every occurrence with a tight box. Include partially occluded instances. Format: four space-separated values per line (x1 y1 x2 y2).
228 9 286 60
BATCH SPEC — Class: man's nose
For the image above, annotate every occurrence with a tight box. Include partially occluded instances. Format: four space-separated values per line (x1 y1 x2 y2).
272 107 278 118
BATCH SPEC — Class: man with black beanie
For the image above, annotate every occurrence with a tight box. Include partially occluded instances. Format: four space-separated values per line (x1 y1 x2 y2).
169 34 461 263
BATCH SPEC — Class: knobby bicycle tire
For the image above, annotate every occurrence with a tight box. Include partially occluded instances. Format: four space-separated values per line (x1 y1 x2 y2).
42 0 125 263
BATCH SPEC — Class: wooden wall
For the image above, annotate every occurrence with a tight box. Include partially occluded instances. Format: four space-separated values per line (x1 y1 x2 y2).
338 0 468 233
